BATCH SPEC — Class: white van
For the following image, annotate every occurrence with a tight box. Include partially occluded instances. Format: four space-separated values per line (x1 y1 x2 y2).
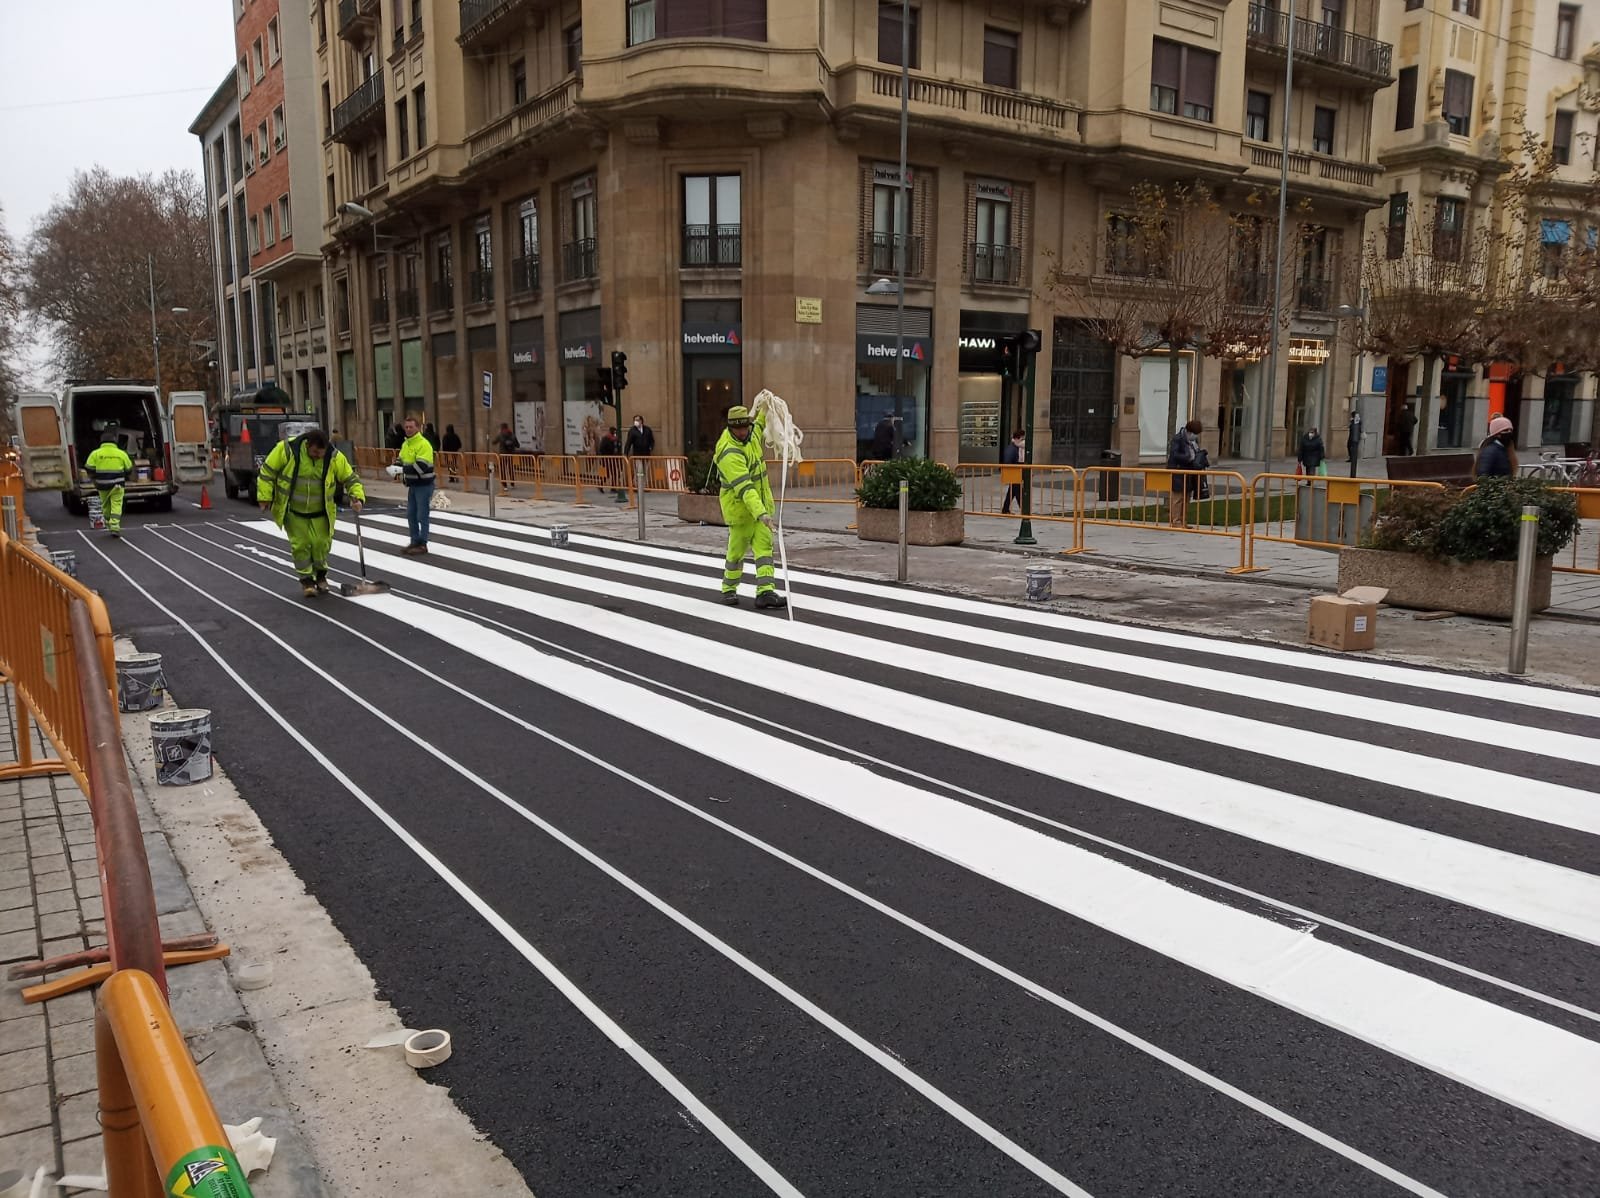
11 382 213 514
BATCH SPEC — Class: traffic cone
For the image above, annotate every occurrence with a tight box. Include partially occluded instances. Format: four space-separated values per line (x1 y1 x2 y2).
200 485 212 510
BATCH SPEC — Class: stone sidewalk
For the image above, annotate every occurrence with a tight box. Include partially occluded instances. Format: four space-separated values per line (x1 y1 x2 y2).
0 673 322 1196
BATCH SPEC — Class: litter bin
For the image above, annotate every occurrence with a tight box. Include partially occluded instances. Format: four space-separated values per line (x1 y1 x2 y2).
1098 450 1122 502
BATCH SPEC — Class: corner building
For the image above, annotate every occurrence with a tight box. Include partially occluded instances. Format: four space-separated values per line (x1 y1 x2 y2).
320 0 1392 463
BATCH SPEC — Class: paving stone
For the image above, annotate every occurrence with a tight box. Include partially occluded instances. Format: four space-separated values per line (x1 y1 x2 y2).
0 1124 55 1177
0 1045 46 1089
73 876 100 899
69 859 97 881
67 841 96 864
35 889 75 916
38 910 83 940
0 1081 50 1133
77 897 102 923
0 928 40 964
0 818 21 843
32 871 71 897
0 886 30 913
0 850 26 875
47 1016 94 1059
83 921 105 940
56 1088 100 1142
45 989 94 1027
18 779 50 798
0 974 31 1017
63 828 95 848
60 1133 105 1185
58 815 92 833
30 853 67 877
52 1049 97 1098
0 1015 45 1060
39 937 85 960
0 906 32 936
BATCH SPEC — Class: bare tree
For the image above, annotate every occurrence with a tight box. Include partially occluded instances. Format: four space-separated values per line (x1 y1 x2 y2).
23 168 213 393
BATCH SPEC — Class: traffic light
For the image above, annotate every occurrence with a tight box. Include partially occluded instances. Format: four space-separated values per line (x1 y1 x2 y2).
1019 329 1042 355
597 366 614 405
999 334 1019 381
610 350 629 393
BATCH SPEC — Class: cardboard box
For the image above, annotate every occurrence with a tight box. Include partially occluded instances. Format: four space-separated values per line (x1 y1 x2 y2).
1307 586 1388 652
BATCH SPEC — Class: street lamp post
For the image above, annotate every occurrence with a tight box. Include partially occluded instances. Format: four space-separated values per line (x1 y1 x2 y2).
892 0 910 457
1262 3 1297 476
148 254 162 395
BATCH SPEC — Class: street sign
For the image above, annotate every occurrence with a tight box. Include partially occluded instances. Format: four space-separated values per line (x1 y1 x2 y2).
1371 365 1388 393
481 371 493 409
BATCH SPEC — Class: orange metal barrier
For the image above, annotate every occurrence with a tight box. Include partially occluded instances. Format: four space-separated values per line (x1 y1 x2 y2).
1250 474 1446 561
955 463 1079 524
764 458 863 505
1554 487 1600 575
1073 467 1255 571
98 969 256 1198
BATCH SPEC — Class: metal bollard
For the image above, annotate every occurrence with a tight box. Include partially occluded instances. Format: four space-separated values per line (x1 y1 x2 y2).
635 460 647 542
897 480 909 583
1 495 16 540
487 459 497 519
1508 504 1539 675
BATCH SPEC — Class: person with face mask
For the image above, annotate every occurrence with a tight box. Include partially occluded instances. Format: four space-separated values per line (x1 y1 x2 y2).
257 427 365 596
714 405 786 609
624 414 655 457
1477 415 1518 478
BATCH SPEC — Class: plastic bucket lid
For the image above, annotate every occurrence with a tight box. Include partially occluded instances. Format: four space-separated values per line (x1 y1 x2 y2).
151 708 210 731
117 652 163 666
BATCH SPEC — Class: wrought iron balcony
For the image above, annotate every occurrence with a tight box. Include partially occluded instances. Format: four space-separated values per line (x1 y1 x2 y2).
1247 5 1393 83
458 0 536 47
510 254 540 296
337 0 379 41
562 238 597 283
468 269 495 304
331 73 385 144
1297 276 1333 311
1229 270 1273 308
370 296 390 325
970 242 1021 286
681 224 742 267
867 232 924 278
430 278 453 313
396 289 420 320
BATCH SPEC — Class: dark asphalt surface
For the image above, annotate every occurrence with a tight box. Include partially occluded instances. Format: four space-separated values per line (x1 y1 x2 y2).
30 494 1600 1197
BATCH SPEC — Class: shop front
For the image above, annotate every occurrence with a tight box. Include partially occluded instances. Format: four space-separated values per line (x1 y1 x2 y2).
682 300 743 453
1439 357 1480 449
855 303 931 460
372 343 394 444
509 318 546 453
466 324 496 447
558 308 605 454
957 310 1026 462
432 331 459 436
1283 337 1329 455
1217 356 1265 459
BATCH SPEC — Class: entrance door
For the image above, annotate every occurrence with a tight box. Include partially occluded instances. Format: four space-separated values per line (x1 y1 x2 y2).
1049 320 1115 467
1284 366 1311 456
685 356 742 453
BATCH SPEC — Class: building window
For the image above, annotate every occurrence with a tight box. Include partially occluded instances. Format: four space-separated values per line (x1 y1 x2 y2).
334 277 349 336
1542 218 1570 279
248 214 259 254
1320 0 1343 27
1106 213 1164 277
983 26 1019 89
511 58 527 105
467 215 493 304
325 173 335 213
252 39 264 81
263 206 275 247
411 0 422 33
413 84 427 148
628 0 655 45
317 1 327 45
1554 110 1575 165
1246 90 1271 141
268 16 280 63
563 176 599 282
257 121 269 163
565 23 582 75
297 290 308 325
238 56 251 98
1299 226 1331 310
314 284 325 320
1452 0 1480 15
396 97 409 159
398 245 421 317
1557 5 1579 59
971 179 1018 285
683 174 741 266
1405 0 1422 8
1433 197 1464 261
243 134 255 173
1395 65 1418 132
430 231 453 312
1151 38 1217 123
322 82 332 138
512 198 539 295
1312 106 1335 154
1386 193 1407 260
279 195 292 239
1444 70 1474 137
878 3 920 70
272 105 285 149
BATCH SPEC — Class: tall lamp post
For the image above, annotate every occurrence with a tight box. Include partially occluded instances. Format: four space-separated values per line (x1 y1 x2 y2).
892 0 910 456
1261 2 1297 476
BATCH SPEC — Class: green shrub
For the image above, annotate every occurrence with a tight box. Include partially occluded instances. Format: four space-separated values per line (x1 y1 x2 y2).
683 450 720 495
1369 478 1577 561
855 457 962 511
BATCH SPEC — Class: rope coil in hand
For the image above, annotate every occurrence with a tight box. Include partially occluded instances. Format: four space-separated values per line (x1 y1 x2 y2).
751 390 802 620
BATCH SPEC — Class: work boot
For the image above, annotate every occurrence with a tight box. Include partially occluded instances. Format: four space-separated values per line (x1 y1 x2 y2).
109 529 121 539
614 491 628 503
719 590 740 606
314 576 331 594
754 591 788 610
301 580 317 598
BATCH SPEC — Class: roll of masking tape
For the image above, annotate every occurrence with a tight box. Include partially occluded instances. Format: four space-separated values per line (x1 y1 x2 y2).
403 1028 452 1069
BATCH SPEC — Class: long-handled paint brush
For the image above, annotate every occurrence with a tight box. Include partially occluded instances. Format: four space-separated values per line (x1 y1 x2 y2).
339 506 391 597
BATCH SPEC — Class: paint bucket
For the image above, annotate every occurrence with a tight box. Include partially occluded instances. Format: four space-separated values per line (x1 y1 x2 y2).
115 652 166 713
151 708 212 786
47 549 77 577
88 494 106 530
550 524 569 548
136 465 152 482
1025 566 1053 603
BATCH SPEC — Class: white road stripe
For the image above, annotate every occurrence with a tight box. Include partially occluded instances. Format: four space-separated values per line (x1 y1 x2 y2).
77 535 810 1198
96 531 1095 1197
359 518 1600 833
313 519 1600 946
421 509 1600 721
392 513 1600 766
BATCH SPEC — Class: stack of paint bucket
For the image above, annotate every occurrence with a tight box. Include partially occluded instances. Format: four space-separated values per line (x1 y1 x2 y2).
115 652 166 713
87 494 106 530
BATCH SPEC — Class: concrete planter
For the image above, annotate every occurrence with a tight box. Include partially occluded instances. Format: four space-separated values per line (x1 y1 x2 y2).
1336 547 1552 619
676 492 726 526
856 505 965 546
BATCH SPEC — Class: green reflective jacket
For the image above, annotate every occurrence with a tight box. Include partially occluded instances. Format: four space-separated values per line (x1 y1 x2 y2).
84 443 133 488
257 437 365 527
714 414 772 522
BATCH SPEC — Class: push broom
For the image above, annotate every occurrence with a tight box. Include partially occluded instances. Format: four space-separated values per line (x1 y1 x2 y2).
340 506 391 597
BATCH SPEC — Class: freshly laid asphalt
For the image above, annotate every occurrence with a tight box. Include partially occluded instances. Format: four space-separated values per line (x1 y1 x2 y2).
29 495 1600 1198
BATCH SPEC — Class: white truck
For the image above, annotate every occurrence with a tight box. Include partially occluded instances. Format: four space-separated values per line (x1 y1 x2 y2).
10 381 213 514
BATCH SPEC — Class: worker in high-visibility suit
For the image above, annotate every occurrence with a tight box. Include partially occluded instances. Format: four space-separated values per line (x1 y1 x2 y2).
257 427 365 597
84 430 134 537
714 405 786 609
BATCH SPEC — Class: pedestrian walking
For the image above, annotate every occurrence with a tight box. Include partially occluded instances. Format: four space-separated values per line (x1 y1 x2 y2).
84 429 133 537
442 423 462 483
1476 416 1518 478
1001 429 1026 514
715 404 786 609
624 414 655 457
1297 427 1327 476
385 424 405 450
398 415 436 554
1399 405 1418 456
256 428 366 596
423 422 440 451
1167 419 1203 527
1346 410 1363 476
599 425 624 498
494 422 519 489
870 413 897 462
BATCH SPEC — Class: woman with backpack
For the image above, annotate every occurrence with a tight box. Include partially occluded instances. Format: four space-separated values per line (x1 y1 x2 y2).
1167 419 1204 527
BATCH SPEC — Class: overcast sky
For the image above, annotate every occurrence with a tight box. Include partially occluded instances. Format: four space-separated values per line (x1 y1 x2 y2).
0 0 236 239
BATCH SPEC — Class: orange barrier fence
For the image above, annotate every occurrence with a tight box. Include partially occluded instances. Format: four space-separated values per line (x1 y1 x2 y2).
1073 467 1255 571
955 464 1080 524
1555 487 1600 576
1250 474 1446 556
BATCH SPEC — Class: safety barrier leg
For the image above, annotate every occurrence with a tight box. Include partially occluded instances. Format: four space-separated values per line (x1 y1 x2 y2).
97 1008 165 1198
1 684 68 782
1227 487 1266 574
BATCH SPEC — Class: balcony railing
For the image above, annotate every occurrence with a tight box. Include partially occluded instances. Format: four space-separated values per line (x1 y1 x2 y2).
1246 5 1393 81
458 0 534 46
337 0 378 39
867 232 924 277
1230 271 1273 308
562 238 598 283
681 224 742 267
510 254 540 296
337 0 358 32
396 289 420 320
1298 276 1333 311
468 269 495 304
466 78 581 164
970 242 1021 286
430 278 453 313
331 73 385 143
370 296 390 325
336 307 351 336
